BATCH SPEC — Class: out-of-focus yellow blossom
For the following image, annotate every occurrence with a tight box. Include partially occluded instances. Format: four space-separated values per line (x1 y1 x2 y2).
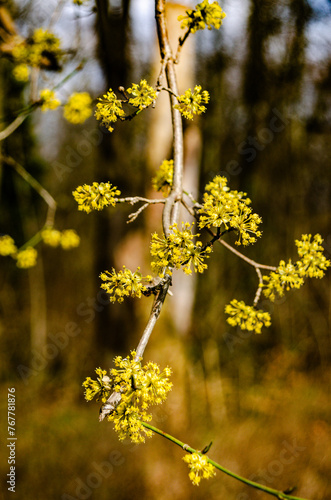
225 299 271 334
152 159 173 196
199 175 262 246
72 182 121 213
100 266 152 303
83 352 172 443
13 28 61 68
183 453 216 486
0 235 17 256
41 228 62 247
150 222 212 277
178 1 226 33
73 0 89 4
94 89 125 132
174 85 209 120
12 64 30 82
63 92 93 124
39 89 60 111
15 247 38 268
127 79 157 110
60 229 80 250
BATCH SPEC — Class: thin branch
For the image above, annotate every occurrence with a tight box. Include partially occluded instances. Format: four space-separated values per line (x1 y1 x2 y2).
2 155 57 228
175 27 192 64
0 113 29 142
219 238 277 271
135 276 171 359
141 422 310 500
155 0 184 235
115 196 166 223
253 267 263 307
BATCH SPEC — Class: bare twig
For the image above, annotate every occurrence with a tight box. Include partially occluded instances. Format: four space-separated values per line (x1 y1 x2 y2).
253 267 263 307
155 0 184 235
0 113 29 142
175 27 192 64
2 155 57 227
219 238 277 271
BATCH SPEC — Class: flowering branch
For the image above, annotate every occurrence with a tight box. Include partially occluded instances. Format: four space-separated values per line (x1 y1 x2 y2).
141 422 310 500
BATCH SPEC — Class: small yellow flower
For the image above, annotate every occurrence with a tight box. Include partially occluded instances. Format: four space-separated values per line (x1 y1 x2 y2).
95 89 125 132
0 235 17 256
174 85 209 120
127 79 157 110
100 266 151 303
41 228 62 247
13 28 61 68
198 175 262 246
39 89 60 111
13 64 30 82
73 182 121 213
296 234 330 278
60 229 80 250
225 299 271 334
183 452 216 486
150 222 211 277
152 159 173 196
178 1 226 33
15 247 38 268
63 92 93 124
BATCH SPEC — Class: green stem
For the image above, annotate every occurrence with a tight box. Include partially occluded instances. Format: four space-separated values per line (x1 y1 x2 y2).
141 422 310 500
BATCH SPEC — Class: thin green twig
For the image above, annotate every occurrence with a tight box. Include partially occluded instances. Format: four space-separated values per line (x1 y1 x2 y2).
141 422 310 500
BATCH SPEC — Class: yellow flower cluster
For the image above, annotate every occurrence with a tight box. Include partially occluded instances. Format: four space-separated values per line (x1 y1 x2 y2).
225 299 271 334
178 1 226 33
262 234 330 301
0 235 17 256
199 175 262 246
95 80 156 131
42 228 80 250
127 79 157 110
15 247 38 269
63 92 93 124
83 368 112 403
12 64 30 82
182 453 216 486
174 85 209 120
72 182 121 213
95 89 125 132
39 89 61 111
152 159 174 196
0 236 38 268
295 233 330 278
12 28 61 68
150 222 212 277
83 352 172 443
100 266 152 303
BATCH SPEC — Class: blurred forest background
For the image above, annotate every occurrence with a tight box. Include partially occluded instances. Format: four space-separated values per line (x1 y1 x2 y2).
0 0 330 499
